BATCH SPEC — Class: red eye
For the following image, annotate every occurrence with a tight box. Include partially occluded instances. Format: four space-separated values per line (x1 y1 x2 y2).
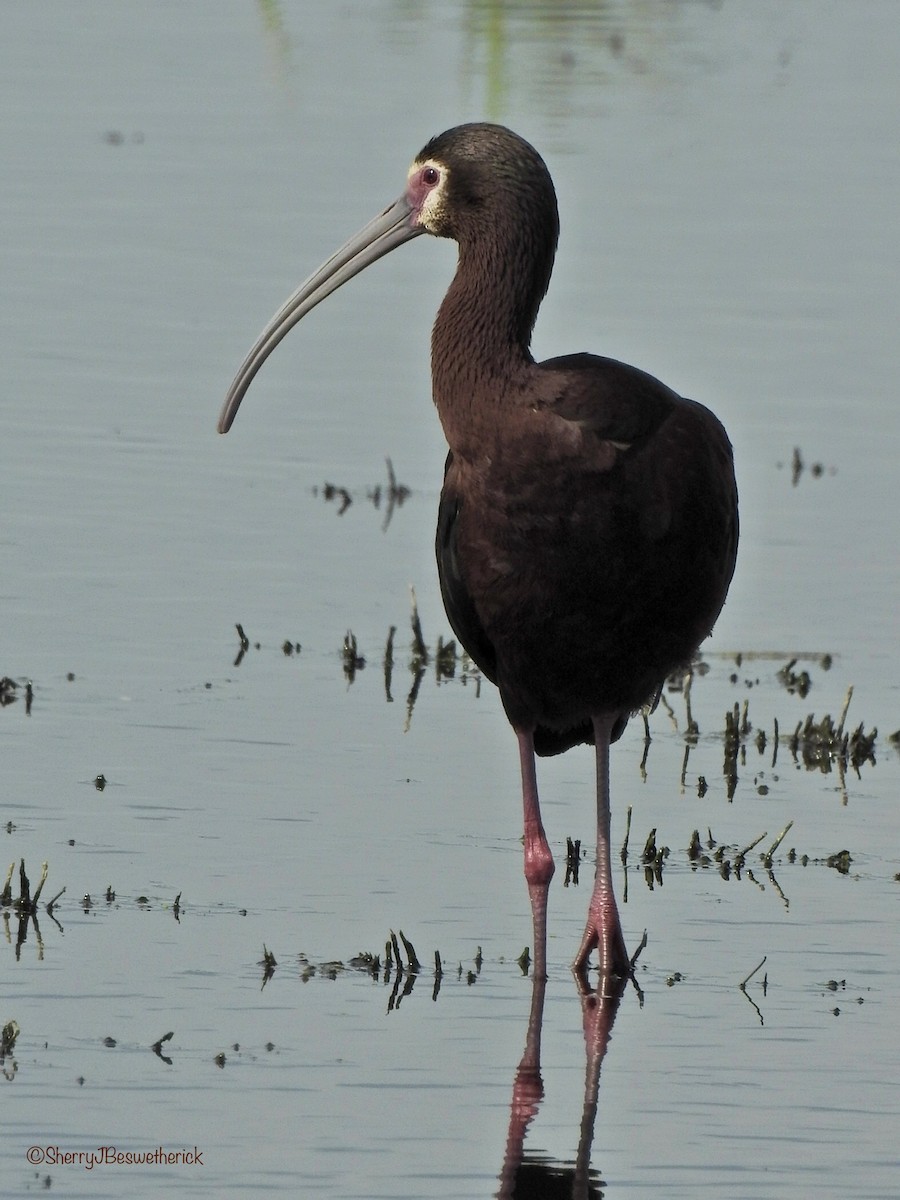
423 166 440 186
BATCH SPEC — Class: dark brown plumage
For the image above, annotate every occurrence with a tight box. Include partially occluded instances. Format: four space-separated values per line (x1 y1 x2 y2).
218 123 738 979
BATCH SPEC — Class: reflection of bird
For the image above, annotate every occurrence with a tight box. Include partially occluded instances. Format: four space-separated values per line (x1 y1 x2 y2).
219 124 738 978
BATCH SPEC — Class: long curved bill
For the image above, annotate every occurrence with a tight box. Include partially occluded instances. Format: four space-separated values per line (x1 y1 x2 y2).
218 194 424 434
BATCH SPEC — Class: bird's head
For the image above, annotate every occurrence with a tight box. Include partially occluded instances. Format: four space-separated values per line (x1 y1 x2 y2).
406 123 558 248
218 123 557 434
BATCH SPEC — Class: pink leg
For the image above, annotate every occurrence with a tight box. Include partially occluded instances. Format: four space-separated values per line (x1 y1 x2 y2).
516 728 555 981
573 713 631 979
516 728 555 887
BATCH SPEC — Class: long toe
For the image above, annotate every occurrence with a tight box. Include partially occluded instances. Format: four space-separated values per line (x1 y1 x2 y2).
573 908 631 980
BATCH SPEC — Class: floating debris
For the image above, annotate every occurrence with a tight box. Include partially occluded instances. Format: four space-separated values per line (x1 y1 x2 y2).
372 457 411 531
321 481 352 514
722 701 751 798
564 837 581 887
409 587 427 664
1 859 54 918
293 934 491 1006
258 945 277 989
826 850 852 874
435 636 458 681
1 1019 20 1078
342 631 365 682
641 828 669 888
763 821 794 868
620 805 633 866
348 951 381 976
151 1031 175 1064
396 929 421 972
404 591 429 729
785 446 834 486
739 956 768 1024
383 625 396 701
232 622 258 666
777 658 812 698
315 458 410 529
788 688 877 774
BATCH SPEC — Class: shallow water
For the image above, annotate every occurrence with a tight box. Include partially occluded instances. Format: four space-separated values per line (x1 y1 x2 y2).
2 2 898 1197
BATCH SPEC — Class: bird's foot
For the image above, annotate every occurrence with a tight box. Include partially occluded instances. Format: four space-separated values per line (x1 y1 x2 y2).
572 905 632 983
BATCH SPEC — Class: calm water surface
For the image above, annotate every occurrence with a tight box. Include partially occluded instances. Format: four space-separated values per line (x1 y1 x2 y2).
2 2 898 1197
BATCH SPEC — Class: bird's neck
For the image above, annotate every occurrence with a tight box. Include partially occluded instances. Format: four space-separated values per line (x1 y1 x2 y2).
431 237 548 458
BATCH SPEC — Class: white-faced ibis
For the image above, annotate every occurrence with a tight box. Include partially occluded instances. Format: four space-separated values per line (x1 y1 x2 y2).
219 124 738 980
